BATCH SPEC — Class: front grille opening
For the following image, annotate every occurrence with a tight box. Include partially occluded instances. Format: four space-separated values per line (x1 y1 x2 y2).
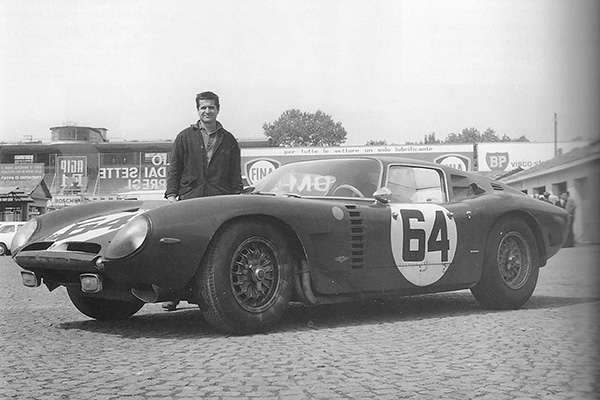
21 242 53 252
66 242 102 254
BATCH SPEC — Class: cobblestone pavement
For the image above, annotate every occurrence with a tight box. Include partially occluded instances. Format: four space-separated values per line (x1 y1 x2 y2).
1 246 598 399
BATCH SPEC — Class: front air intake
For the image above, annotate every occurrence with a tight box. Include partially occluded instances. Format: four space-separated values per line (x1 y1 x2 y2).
66 242 102 254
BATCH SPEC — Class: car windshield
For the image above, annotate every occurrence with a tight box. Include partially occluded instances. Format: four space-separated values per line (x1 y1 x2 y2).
253 158 381 198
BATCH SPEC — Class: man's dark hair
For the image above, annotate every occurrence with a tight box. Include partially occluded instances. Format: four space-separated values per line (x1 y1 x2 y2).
195 91 220 110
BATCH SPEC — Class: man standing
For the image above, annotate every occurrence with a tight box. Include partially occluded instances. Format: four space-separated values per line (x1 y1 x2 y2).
162 91 243 310
557 191 576 248
539 192 552 203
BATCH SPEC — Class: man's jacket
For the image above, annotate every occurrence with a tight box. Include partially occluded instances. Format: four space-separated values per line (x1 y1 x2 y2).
165 122 243 199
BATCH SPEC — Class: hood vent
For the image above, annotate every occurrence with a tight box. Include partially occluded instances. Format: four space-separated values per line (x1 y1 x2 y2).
490 182 505 191
346 205 365 269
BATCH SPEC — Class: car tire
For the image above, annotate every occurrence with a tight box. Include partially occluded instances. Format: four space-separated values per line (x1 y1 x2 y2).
471 217 539 310
197 220 294 334
0 243 7 256
66 288 144 320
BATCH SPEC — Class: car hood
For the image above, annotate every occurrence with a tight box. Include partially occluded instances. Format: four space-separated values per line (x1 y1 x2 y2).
17 200 166 255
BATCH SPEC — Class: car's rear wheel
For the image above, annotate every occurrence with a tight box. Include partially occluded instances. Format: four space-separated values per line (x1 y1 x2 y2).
197 220 293 334
471 217 539 309
0 243 7 256
66 288 144 320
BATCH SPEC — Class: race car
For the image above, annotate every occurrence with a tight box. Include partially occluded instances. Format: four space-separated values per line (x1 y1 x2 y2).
12 156 569 334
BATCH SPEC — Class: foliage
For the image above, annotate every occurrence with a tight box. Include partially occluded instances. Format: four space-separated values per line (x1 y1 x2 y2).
263 109 347 147
365 139 388 146
423 132 441 144
400 127 530 145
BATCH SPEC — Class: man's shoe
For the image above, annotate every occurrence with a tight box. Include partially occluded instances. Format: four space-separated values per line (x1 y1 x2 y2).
162 301 178 311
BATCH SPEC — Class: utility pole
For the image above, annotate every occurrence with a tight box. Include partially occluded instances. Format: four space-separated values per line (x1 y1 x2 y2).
554 113 558 156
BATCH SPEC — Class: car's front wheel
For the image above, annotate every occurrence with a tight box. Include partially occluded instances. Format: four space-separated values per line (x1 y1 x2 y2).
196 220 294 334
471 217 539 309
0 243 7 256
66 288 145 320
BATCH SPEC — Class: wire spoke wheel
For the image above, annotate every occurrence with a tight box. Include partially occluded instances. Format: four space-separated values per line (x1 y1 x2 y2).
230 237 282 313
497 231 531 290
197 220 293 334
471 217 539 310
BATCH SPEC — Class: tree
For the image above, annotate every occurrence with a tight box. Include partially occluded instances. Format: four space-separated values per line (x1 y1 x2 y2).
481 128 499 142
423 132 441 144
365 139 388 146
409 127 529 144
458 127 481 143
262 109 347 147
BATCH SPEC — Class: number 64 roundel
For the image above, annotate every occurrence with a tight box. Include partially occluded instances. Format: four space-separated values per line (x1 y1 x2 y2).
389 203 458 286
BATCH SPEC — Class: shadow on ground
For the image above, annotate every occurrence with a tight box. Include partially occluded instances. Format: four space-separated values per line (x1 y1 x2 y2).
58 291 599 338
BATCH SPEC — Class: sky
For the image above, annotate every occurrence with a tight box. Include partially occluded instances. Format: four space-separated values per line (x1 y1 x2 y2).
1 0 599 146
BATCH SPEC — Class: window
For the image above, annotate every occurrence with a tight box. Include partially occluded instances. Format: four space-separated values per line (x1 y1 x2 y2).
0 225 16 233
386 166 445 203
14 155 34 164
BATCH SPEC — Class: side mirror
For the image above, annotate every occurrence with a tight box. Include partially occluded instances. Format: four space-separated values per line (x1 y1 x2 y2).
373 187 393 204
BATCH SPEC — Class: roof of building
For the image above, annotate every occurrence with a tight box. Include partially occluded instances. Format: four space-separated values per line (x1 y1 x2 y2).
501 140 600 183
0 178 51 200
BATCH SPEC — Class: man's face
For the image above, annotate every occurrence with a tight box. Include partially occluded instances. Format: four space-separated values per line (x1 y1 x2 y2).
197 99 219 124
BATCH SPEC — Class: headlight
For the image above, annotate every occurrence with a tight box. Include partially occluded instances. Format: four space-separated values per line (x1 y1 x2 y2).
11 219 38 254
105 215 150 259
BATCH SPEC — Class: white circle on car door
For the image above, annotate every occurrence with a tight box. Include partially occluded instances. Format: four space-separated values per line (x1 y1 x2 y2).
389 203 458 286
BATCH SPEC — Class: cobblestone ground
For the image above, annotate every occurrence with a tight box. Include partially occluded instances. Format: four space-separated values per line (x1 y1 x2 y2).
1 246 598 399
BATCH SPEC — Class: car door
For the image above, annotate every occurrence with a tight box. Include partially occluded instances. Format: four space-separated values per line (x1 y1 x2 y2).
386 164 476 288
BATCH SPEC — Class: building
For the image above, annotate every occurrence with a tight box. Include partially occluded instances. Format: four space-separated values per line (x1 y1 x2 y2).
501 141 600 244
0 125 271 218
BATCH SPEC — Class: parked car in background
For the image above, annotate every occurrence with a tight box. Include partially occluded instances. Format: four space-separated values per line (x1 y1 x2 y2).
11 156 569 334
0 222 26 256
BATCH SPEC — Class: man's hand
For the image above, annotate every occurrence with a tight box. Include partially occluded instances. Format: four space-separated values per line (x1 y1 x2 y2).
167 195 178 203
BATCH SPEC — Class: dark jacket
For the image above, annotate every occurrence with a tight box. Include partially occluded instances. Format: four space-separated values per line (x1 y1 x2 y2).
165 122 243 199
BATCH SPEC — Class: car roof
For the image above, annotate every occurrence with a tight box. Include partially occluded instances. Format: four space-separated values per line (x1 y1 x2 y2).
286 155 464 173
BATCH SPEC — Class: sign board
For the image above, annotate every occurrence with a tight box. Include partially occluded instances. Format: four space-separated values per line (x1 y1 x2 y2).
478 142 589 172
96 152 168 194
0 163 45 181
241 144 474 185
56 156 87 194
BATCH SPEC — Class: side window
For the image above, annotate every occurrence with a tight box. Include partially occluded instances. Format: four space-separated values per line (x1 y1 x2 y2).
387 166 445 203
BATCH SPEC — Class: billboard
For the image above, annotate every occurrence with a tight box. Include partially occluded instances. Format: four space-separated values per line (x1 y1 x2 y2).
96 152 168 194
56 156 87 194
241 144 474 185
0 163 45 182
478 142 589 172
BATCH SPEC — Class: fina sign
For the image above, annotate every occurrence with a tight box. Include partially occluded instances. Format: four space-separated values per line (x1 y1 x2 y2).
244 158 280 185
433 154 470 171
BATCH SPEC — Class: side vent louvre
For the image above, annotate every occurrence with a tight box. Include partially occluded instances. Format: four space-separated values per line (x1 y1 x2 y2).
345 205 365 269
